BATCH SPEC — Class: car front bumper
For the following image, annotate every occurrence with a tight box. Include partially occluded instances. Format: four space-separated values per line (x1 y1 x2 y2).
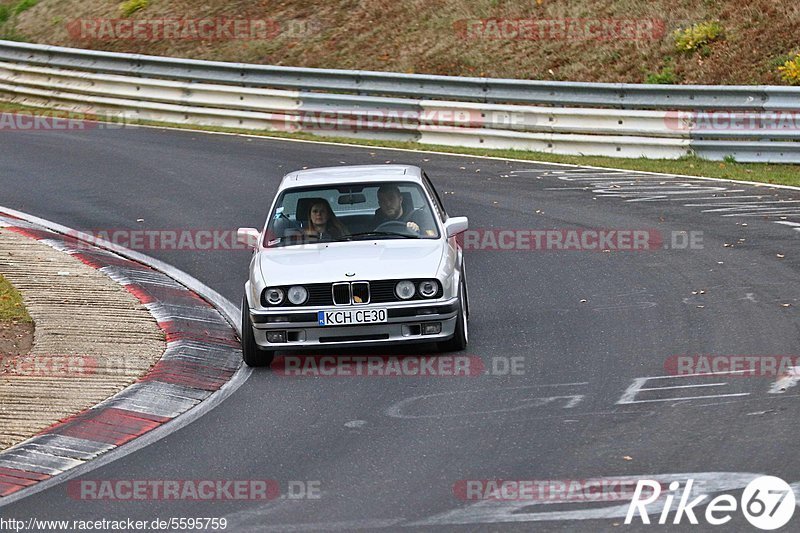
249 298 459 350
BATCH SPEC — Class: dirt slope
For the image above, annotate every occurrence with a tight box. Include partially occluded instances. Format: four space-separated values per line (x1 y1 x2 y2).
2 0 799 84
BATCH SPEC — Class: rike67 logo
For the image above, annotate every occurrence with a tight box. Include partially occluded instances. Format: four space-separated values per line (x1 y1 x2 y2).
626 476 795 530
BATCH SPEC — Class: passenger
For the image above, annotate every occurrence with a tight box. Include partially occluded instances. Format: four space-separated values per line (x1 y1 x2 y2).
374 184 423 234
303 200 348 241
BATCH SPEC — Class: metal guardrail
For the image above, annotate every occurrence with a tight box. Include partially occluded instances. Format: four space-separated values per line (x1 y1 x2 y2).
2 41 800 110
0 40 798 162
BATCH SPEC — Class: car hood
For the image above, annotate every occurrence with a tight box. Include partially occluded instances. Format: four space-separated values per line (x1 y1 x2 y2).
256 239 445 285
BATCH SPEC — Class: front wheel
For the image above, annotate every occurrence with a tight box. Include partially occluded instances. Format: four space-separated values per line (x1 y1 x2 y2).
438 280 468 352
241 295 275 367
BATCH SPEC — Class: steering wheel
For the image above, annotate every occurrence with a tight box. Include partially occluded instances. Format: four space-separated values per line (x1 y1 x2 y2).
375 220 417 234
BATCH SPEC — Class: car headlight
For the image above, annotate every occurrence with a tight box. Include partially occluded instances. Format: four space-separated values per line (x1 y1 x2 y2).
263 287 285 306
395 280 416 300
287 285 308 305
418 280 438 298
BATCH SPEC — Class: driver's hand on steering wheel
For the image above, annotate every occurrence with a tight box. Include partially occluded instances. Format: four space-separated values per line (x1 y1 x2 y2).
406 221 420 233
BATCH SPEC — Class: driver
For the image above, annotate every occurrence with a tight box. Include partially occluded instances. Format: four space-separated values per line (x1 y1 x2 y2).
373 184 423 234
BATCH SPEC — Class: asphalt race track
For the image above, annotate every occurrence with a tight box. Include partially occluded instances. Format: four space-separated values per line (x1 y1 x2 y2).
1 124 799 531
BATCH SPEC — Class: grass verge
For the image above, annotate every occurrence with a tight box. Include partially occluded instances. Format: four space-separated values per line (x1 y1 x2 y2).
0 101 798 188
0 273 31 323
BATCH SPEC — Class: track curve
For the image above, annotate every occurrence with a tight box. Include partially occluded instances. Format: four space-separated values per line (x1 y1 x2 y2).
1 125 799 531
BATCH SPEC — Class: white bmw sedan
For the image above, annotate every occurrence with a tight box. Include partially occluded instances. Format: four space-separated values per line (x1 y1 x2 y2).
237 164 469 367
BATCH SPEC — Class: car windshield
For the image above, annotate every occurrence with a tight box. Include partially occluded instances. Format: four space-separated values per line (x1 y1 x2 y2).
264 181 440 247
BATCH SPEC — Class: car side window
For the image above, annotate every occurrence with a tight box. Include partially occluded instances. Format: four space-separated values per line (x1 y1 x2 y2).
422 172 447 221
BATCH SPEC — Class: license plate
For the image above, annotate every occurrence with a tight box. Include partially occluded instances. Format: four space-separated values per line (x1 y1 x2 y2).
318 309 387 326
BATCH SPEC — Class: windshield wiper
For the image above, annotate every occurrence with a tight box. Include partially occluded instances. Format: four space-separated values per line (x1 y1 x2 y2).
339 231 420 240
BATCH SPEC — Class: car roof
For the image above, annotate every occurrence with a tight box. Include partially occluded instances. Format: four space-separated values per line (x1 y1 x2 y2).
279 165 424 190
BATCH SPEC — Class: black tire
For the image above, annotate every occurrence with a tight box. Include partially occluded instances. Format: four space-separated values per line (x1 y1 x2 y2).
438 279 468 352
241 295 275 367
461 262 470 320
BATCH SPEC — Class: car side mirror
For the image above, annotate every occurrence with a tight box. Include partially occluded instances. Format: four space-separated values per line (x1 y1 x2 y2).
444 217 468 238
237 228 260 249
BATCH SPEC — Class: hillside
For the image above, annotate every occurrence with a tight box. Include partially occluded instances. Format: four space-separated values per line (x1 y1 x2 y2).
1 0 799 85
